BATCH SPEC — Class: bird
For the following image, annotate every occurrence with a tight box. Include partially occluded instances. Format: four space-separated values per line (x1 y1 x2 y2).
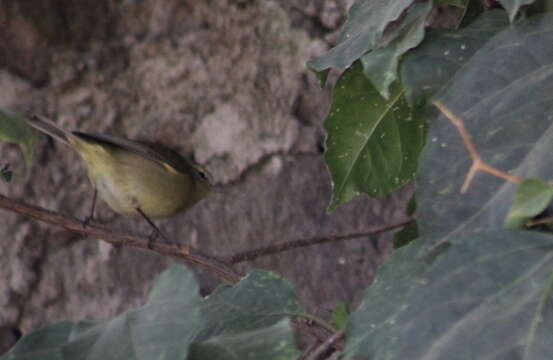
25 114 211 237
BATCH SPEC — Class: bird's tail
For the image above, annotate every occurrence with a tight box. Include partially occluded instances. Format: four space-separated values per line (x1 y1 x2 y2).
25 114 73 146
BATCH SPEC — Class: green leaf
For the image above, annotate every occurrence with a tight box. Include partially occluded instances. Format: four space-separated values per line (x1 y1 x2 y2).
3 268 302 360
498 0 537 21
324 61 426 211
393 221 419 249
401 10 509 106
189 319 299 360
62 265 202 360
505 179 553 228
195 270 302 342
0 110 34 168
361 1 432 99
346 230 553 359
344 238 430 358
417 13 553 246
0 321 95 360
331 303 349 330
308 0 420 71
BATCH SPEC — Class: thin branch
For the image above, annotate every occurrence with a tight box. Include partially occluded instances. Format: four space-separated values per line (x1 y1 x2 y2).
433 101 523 192
0 193 241 283
224 217 414 264
0 193 348 348
305 329 346 360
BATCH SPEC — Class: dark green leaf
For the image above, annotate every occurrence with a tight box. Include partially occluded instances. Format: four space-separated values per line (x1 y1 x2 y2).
344 238 430 358
0 321 95 360
346 230 553 359
505 179 553 228
325 61 426 211
393 221 419 249
308 0 419 71
195 270 302 342
189 319 299 360
191 270 301 360
401 10 509 106
62 265 202 360
348 230 553 359
0 110 34 168
331 303 349 330
361 1 432 99
498 0 537 21
417 13 553 246
3 267 301 360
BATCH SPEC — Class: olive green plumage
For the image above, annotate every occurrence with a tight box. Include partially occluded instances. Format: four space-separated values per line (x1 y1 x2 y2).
26 115 211 219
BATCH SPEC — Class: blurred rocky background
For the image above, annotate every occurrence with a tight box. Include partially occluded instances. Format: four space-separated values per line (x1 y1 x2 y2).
0 0 411 353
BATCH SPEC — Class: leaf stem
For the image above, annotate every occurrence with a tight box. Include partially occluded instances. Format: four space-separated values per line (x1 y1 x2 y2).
433 100 523 192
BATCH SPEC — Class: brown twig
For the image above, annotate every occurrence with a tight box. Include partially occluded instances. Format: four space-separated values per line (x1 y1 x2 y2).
305 329 346 360
0 193 403 351
224 217 414 264
0 193 241 283
433 101 523 192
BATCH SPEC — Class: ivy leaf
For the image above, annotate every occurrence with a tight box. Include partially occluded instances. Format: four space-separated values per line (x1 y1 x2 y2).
401 10 509 106
346 230 553 359
417 13 553 245
325 61 425 211
189 319 298 360
308 0 419 71
0 321 95 360
361 1 432 99
2 267 301 360
61 265 202 360
505 179 553 228
194 270 303 342
344 238 429 358
0 110 34 168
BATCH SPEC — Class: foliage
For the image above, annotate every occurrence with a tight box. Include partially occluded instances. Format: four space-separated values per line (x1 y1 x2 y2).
0 110 34 169
324 62 425 211
316 0 553 358
505 179 553 228
1 266 301 360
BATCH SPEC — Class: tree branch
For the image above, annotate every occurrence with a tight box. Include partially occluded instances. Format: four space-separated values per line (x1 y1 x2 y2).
0 193 241 283
224 217 414 264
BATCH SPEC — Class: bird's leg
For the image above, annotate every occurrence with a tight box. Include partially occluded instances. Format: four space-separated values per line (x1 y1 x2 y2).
135 207 171 249
83 188 98 228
